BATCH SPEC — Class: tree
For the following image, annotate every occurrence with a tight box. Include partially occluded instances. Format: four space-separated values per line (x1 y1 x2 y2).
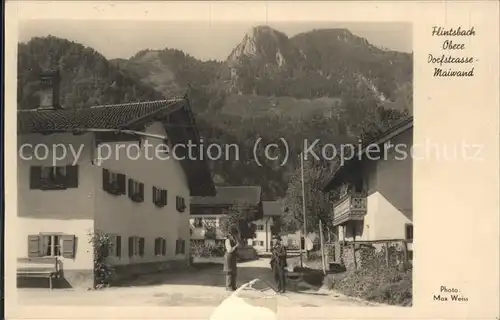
282 157 335 235
218 201 257 241
270 216 283 236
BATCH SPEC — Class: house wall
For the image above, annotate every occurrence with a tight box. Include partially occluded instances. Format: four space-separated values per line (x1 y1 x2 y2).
93 122 191 277
17 133 96 288
372 128 413 240
249 217 273 252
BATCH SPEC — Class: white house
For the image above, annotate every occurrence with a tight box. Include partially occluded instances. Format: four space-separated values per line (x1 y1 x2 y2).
190 186 263 247
248 201 283 252
17 72 215 288
322 117 413 259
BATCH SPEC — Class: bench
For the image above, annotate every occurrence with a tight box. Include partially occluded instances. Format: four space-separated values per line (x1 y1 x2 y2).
17 257 60 289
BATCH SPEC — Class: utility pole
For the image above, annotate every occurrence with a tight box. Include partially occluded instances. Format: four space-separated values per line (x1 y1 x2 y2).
300 152 308 265
319 219 326 275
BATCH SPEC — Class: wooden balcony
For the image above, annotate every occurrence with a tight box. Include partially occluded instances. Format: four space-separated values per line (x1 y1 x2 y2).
332 193 367 226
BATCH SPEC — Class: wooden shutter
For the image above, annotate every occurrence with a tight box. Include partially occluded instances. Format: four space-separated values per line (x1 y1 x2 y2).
175 240 179 254
29 166 42 189
128 179 133 199
118 174 126 194
116 236 122 257
139 238 145 256
27 235 41 257
128 237 134 257
139 183 144 202
61 235 76 258
152 187 157 204
162 190 167 206
102 168 110 191
65 165 79 188
161 239 167 256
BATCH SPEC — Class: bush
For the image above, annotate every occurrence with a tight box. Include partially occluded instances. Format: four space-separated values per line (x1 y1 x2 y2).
88 231 115 289
327 265 412 306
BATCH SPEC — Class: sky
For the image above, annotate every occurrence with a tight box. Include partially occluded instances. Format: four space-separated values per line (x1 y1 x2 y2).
18 20 412 61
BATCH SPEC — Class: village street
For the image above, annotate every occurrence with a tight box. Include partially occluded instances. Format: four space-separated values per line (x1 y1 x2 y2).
17 258 375 308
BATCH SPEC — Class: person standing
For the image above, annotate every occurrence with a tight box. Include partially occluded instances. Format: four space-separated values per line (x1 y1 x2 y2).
224 228 240 291
271 235 287 293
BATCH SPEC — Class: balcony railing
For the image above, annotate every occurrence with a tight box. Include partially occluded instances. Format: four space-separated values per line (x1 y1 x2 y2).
332 193 367 226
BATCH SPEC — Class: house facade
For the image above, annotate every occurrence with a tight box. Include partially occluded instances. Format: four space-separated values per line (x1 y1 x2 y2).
322 118 413 257
248 201 282 252
17 84 215 288
190 186 263 246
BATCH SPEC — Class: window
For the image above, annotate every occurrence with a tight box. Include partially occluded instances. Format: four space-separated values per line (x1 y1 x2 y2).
176 196 186 213
128 236 144 257
102 169 126 195
405 224 413 243
193 218 203 228
175 239 186 255
256 225 264 231
152 186 167 207
253 240 263 246
30 165 78 190
27 234 75 258
128 179 144 202
154 238 167 256
108 235 122 258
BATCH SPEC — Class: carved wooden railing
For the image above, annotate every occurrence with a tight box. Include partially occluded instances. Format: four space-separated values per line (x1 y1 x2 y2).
332 193 367 226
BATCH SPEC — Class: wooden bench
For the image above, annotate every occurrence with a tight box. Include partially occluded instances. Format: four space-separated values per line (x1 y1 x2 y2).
17 257 60 289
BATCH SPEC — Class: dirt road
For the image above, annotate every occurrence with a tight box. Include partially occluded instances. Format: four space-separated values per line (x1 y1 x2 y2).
17 258 374 308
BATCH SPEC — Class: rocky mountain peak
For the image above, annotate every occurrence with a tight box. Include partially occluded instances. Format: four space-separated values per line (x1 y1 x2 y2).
227 25 293 67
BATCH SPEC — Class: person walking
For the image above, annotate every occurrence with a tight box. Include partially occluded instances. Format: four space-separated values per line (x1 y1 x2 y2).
270 235 287 293
224 227 240 291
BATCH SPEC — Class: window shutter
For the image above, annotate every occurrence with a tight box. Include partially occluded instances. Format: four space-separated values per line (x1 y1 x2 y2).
154 238 159 255
118 174 126 194
139 238 145 256
162 190 167 206
102 168 110 191
65 165 79 188
161 239 167 256
152 187 157 204
116 236 122 257
175 240 179 254
128 237 134 257
61 235 76 258
128 179 133 199
139 183 144 202
27 235 41 257
181 240 186 254
29 166 42 189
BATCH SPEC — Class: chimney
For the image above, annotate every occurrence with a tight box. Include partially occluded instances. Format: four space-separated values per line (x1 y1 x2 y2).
38 70 61 110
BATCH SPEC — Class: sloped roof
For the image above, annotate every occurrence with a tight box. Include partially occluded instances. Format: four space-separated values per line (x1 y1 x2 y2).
17 99 183 133
322 116 413 192
191 186 262 206
262 201 283 217
17 98 216 197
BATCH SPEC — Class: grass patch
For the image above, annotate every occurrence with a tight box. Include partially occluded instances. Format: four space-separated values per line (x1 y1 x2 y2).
326 266 412 306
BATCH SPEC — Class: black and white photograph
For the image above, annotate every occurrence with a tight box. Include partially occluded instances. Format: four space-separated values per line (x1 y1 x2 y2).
15 13 415 312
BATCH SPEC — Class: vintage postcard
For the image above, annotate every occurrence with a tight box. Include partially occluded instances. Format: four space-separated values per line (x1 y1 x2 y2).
3 1 499 319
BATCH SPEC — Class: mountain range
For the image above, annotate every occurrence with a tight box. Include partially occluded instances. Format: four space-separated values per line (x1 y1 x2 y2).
17 25 413 199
